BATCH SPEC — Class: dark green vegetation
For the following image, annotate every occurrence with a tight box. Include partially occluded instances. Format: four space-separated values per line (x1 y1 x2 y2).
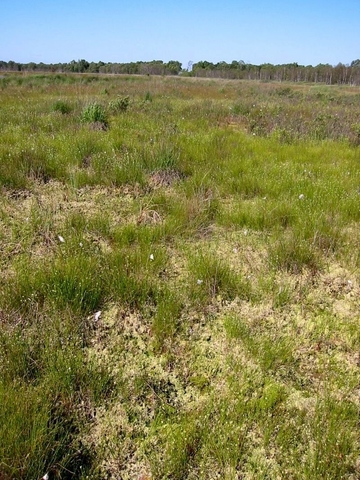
2 58 360 84
0 73 360 479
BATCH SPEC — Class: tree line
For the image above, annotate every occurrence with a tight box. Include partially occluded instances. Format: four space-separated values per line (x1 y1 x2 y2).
1 58 360 85
191 60 360 85
0 59 182 76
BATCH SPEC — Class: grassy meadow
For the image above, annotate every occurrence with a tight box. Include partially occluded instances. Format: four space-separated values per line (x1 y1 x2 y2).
0 72 360 479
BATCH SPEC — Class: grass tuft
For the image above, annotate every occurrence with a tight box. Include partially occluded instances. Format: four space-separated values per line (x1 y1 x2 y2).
80 102 108 128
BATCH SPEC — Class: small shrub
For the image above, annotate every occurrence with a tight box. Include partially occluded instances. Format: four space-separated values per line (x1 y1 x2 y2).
275 87 294 97
108 95 130 113
81 102 108 128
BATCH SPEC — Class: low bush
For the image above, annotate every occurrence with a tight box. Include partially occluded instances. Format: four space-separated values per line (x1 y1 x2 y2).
109 95 130 113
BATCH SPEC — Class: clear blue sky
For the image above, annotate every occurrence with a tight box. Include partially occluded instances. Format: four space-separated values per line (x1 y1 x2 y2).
1 0 359 67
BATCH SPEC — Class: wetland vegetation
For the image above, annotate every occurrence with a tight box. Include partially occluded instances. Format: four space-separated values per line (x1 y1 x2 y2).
0 72 359 479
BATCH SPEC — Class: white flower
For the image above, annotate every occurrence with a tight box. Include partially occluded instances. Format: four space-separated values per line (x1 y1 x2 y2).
79 242 83 247
298 194 305 200
197 279 203 285
149 254 154 261
58 235 65 243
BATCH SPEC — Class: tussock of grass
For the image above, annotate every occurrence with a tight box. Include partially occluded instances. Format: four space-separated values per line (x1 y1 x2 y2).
52 99 72 114
80 102 108 128
0 73 360 479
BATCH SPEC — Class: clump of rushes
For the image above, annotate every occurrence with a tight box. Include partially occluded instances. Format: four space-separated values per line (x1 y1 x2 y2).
144 91 152 102
81 102 108 129
151 290 183 351
188 252 251 305
269 232 321 275
52 100 72 114
3 253 104 316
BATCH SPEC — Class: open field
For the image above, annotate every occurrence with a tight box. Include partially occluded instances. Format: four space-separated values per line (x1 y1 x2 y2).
0 73 360 479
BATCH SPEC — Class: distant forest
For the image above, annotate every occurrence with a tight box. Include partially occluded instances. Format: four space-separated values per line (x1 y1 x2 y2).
1 58 360 85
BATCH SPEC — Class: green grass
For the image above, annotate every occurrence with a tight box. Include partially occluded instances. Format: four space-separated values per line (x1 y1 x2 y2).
52 99 72 114
80 102 108 128
0 73 360 479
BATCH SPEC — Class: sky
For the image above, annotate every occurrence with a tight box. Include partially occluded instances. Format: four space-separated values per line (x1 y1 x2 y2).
1 0 359 68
